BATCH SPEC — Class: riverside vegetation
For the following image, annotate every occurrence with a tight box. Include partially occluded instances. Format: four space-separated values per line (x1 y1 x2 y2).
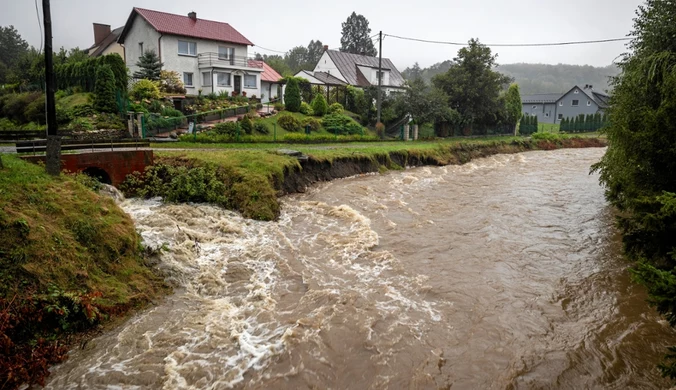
0 156 168 388
591 0 676 378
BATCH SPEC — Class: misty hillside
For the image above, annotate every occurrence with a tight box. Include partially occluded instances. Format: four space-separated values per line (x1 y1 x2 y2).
402 62 620 94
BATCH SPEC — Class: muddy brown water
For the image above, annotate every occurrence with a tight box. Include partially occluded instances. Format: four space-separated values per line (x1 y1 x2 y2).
45 148 676 389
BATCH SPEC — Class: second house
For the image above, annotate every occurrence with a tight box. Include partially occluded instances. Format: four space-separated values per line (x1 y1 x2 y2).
118 8 264 98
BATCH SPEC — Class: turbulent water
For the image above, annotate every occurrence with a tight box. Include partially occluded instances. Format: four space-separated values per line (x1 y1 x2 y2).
46 148 676 389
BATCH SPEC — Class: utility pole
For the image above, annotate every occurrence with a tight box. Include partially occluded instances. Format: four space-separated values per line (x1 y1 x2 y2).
43 0 61 176
376 30 383 125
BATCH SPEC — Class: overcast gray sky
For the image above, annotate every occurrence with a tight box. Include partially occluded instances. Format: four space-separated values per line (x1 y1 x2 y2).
1 0 642 69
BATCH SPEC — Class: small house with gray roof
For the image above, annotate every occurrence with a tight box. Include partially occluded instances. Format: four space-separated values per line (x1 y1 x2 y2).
522 85 610 124
295 48 406 95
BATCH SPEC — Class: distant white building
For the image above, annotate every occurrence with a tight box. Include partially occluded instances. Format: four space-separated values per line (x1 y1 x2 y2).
295 49 406 95
118 8 280 98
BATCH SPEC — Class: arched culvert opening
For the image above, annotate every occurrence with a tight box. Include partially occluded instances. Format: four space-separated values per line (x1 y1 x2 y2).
82 167 112 185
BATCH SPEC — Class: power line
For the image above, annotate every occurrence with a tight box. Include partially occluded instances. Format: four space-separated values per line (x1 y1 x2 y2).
253 45 287 54
383 33 632 47
34 0 43 53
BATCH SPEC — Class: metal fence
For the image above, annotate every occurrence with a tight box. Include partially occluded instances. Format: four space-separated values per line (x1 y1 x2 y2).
143 105 252 137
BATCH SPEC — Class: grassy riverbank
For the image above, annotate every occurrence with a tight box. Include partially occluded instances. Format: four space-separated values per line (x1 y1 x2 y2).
0 156 168 388
125 134 607 221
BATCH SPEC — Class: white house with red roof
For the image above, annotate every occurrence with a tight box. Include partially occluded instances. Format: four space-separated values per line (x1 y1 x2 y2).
118 8 273 98
248 60 284 103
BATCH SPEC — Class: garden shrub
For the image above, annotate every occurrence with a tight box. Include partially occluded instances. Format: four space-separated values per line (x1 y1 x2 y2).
68 117 95 131
93 64 118 114
159 70 186 94
24 97 46 124
161 107 183 118
130 79 161 101
253 122 269 135
241 116 254 135
0 118 17 130
277 114 302 132
311 94 328 116
284 78 301 112
299 102 314 116
273 103 285 112
322 113 364 135
328 102 344 115
71 104 95 117
95 113 125 130
302 117 321 132
213 121 238 136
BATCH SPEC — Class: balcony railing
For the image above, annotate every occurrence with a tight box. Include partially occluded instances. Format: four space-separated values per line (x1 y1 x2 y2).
197 53 264 69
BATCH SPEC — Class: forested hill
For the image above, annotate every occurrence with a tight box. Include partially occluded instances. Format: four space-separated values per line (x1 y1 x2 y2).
402 62 620 94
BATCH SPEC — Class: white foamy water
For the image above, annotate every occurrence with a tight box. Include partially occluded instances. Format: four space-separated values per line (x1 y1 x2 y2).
45 148 676 389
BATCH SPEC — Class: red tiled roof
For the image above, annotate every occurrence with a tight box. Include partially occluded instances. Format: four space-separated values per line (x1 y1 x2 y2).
249 60 283 82
121 8 253 46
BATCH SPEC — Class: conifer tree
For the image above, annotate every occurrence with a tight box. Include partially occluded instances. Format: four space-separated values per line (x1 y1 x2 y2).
93 64 118 113
133 50 163 80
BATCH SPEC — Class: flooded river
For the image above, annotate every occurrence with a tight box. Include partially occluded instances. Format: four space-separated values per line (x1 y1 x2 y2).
46 147 676 389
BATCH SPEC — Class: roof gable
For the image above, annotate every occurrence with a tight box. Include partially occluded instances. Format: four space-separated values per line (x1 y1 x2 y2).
325 50 405 88
118 8 253 46
90 26 123 57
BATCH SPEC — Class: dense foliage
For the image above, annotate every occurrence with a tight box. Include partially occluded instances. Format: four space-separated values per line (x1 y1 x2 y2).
130 79 162 101
277 113 302 132
340 12 377 56
432 39 512 132
322 113 364 135
591 0 676 378
504 84 522 131
284 78 302 112
311 93 328 116
159 70 186 94
560 113 607 133
403 61 619 95
93 65 118 113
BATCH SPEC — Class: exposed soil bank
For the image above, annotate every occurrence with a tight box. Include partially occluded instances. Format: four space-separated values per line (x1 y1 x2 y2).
280 137 607 195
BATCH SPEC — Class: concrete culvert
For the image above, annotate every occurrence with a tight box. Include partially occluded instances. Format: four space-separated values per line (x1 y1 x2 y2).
82 167 112 185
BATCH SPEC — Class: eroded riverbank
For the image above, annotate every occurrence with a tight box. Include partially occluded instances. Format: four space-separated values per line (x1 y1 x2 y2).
46 146 676 389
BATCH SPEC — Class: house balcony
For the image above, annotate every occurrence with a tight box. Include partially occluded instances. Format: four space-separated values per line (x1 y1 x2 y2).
197 53 264 72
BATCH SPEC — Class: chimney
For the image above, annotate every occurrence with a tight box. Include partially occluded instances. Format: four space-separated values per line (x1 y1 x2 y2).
188 11 197 21
93 23 111 45
323 45 329 51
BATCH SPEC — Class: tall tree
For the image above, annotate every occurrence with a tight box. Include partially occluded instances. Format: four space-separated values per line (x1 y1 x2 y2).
340 12 377 56
0 26 29 73
133 50 163 80
592 3 676 376
392 77 451 126
402 62 423 80
504 84 522 131
307 40 325 66
285 46 309 74
432 39 512 129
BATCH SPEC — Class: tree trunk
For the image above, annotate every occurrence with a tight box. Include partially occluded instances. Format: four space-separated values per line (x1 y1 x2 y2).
0 154 4 169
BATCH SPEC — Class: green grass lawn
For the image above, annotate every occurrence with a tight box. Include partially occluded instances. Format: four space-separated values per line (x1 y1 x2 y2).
56 92 91 109
537 122 561 133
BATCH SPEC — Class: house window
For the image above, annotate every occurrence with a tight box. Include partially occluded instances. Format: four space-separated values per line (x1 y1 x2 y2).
572 100 579 106
587 100 592 106
202 72 212 87
183 72 193 87
139 42 144 54
244 75 256 88
178 40 197 56
574 89 579 94
218 47 235 60
376 71 384 83
217 72 231 86
558 114 563 120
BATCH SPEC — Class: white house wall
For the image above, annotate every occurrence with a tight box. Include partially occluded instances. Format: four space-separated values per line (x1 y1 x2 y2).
356 65 390 86
123 16 161 75
161 35 254 94
313 52 346 83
